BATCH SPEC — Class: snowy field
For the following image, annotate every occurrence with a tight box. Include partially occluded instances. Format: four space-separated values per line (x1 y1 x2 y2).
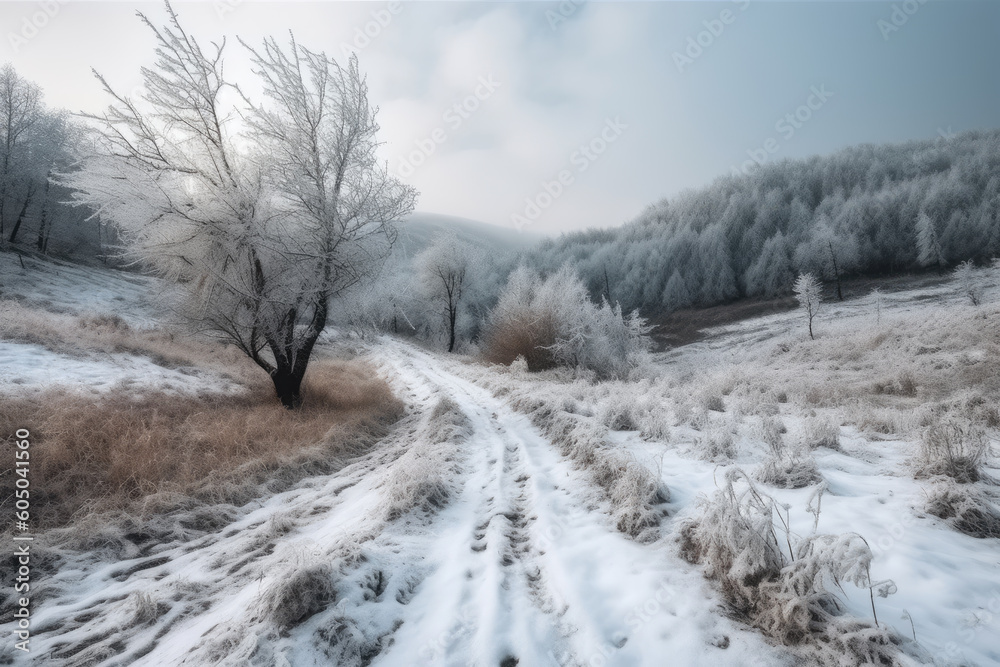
2 254 999 666
0 252 242 397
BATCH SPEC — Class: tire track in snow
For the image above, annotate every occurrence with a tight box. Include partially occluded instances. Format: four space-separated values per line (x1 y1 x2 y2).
372 345 579 666
374 342 794 667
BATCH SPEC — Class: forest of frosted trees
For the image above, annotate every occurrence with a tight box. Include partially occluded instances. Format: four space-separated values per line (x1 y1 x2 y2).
533 129 1000 314
0 65 99 259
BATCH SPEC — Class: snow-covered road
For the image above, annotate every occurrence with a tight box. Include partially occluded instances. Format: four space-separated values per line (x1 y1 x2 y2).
15 341 793 667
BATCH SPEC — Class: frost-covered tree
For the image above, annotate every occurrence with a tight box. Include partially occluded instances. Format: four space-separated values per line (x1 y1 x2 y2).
745 232 794 298
485 264 650 378
337 255 421 338
67 2 416 407
792 219 859 301
869 287 884 326
916 211 946 272
697 225 738 303
661 269 693 313
0 65 82 251
527 129 1000 314
416 233 474 352
0 64 42 241
793 273 822 340
953 260 985 306
6 110 71 246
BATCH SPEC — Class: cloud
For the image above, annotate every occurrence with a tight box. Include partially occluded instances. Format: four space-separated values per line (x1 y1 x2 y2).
2 1 997 235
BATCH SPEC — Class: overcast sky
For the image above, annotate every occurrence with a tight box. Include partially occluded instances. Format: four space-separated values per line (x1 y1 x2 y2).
3 1 999 235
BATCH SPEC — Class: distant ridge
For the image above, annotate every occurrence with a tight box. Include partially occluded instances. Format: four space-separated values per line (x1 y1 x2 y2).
394 212 543 261
531 128 1000 314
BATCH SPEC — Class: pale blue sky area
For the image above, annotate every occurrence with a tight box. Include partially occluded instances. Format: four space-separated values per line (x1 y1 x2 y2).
3 1 998 234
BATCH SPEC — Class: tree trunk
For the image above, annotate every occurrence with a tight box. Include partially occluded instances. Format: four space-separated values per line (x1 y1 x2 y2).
447 304 457 353
36 172 51 252
7 185 33 244
270 364 305 409
827 242 843 301
35 214 47 251
262 296 328 410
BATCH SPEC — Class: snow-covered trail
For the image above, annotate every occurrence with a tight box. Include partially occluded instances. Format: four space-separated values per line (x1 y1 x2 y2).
369 342 792 667
14 341 793 666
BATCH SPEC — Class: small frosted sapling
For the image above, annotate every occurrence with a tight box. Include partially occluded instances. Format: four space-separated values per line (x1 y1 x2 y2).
793 272 822 339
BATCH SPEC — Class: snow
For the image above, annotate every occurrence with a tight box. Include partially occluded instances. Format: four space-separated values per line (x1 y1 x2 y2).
0 251 165 328
4 251 999 665
0 251 239 397
8 341 791 666
458 276 1000 665
0 340 238 396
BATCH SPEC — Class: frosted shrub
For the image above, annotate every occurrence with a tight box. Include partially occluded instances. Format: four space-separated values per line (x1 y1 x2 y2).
633 399 672 441
925 481 1000 538
804 418 841 451
258 564 337 630
698 426 736 462
597 395 639 431
852 401 914 436
755 417 822 488
756 450 822 489
757 415 786 454
509 354 529 377
674 400 693 426
680 471 785 614
593 451 668 540
681 469 901 664
483 265 558 370
484 264 651 379
872 372 917 397
688 406 712 431
954 260 986 306
123 591 163 627
916 421 990 483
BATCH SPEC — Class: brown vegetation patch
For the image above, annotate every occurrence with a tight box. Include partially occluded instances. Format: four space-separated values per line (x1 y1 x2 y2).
649 296 797 350
0 360 403 530
482 311 558 371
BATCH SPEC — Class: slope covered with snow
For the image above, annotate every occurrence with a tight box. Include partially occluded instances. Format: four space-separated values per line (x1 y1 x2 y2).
4 248 999 665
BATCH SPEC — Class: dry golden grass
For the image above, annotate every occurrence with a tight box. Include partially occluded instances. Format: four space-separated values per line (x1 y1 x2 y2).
0 359 403 530
482 312 558 371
